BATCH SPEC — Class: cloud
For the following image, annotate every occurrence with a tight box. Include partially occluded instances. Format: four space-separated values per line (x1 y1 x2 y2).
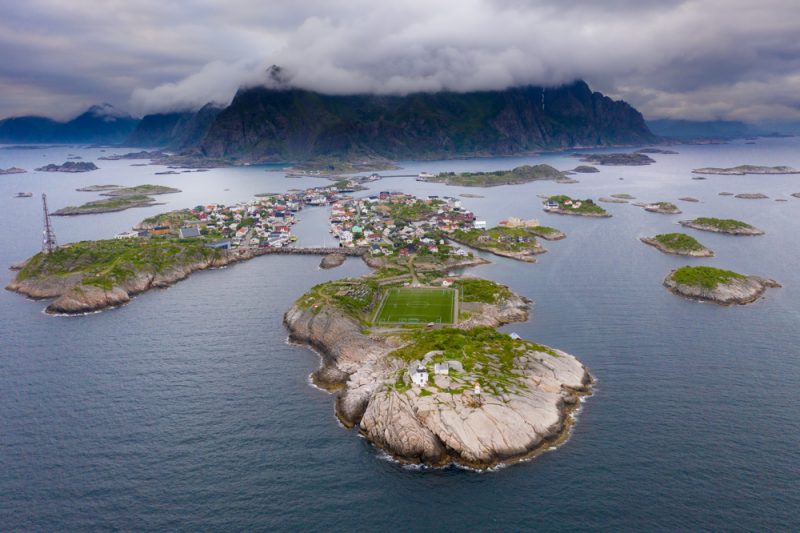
129 60 265 115
2 0 800 121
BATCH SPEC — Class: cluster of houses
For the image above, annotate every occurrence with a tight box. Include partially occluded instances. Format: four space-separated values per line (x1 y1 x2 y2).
544 198 583 210
111 180 373 248
328 191 481 257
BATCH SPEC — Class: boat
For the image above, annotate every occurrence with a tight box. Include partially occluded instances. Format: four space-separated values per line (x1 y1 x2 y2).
15 192 33 198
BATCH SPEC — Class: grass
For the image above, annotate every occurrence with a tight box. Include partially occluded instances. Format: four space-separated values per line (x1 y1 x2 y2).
138 209 199 229
452 278 512 304
56 195 156 214
376 287 456 324
388 327 557 395
433 164 564 187
690 217 753 230
17 238 221 290
452 226 540 253
102 184 180 197
296 279 381 322
671 266 746 289
653 233 706 251
548 195 608 215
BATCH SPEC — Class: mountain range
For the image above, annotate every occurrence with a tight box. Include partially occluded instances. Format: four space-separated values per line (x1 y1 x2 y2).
0 104 139 144
1 81 660 161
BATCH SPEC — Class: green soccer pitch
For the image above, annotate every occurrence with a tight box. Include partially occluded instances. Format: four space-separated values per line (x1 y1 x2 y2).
375 287 456 324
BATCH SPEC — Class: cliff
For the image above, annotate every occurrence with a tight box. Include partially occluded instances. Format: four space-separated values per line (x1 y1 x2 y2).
195 81 656 162
126 104 222 150
284 281 592 468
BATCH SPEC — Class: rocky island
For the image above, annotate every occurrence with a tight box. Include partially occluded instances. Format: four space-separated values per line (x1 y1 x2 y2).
35 161 99 172
643 201 682 214
679 217 764 235
636 148 678 154
543 195 610 217
52 195 164 216
284 274 592 468
571 165 599 173
320 252 346 269
641 233 713 257
734 193 769 199
450 226 548 262
98 184 181 197
0 166 26 175
574 152 655 166
425 165 567 187
692 165 800 175
53 184 182 215
664 266 780 305
76 184 121 192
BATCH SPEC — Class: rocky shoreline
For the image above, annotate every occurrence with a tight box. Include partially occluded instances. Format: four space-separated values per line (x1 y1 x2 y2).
664 270 780 305
643 202 682 214
640 237 713 257
283 284 592 468
6 246 370 314
545 208 611 218
448 236 546 263
692 165 800 175
679 219 764 235
6 250 239 314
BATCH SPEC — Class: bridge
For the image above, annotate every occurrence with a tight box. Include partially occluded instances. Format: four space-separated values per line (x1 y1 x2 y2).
250 246 368 257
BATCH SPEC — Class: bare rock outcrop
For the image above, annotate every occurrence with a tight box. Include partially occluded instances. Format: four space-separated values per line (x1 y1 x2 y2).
284 286 592 468
664 271 780 305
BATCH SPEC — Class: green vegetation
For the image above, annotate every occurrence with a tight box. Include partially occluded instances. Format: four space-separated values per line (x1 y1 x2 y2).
137 209 199 229
650 202 679 210
453 278 512 304
690 217 754 231
548 195 608 215
102 184 180 197
433 164 565 187
452 226 541 254
53 195 159 215
528 225 559 235
653 233 706 251
376 287 456 324
389 327 557 394
17 238 221 290
671 266 746 289
386 198 442 222
295 279 381 322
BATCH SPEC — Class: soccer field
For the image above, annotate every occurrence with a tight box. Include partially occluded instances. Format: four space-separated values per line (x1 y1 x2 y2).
375 287 456 324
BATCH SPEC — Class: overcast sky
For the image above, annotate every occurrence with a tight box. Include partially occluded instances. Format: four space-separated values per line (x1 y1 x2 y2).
2 0 799 122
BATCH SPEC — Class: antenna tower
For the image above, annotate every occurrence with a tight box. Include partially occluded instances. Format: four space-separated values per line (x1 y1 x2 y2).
42 193 57 253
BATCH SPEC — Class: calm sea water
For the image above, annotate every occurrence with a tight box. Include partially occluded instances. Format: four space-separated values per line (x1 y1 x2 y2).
1 140 799 531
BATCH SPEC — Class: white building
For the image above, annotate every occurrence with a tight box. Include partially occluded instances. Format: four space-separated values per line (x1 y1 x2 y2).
433 363 449 375
473 220 487 230
410 365 429 387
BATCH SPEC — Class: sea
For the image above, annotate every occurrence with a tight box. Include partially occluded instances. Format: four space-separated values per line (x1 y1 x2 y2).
1 140 799 531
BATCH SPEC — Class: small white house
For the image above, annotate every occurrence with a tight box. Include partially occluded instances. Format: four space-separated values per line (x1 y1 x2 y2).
509 332 521 340
473 220 487 230
433 363 449 375
411 365 429 387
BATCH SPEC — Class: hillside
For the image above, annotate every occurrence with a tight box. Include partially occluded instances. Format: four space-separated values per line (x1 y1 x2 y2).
125 103 222 149
194 81 656 162
0 104 139 144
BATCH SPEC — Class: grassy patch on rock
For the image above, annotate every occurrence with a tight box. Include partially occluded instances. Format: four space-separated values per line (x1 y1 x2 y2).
670 265 746 289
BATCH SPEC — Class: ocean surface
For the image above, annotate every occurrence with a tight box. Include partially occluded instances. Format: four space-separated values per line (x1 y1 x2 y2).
1 140 799 531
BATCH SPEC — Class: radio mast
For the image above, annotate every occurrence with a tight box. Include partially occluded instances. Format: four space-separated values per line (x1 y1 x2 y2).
42 193 57 253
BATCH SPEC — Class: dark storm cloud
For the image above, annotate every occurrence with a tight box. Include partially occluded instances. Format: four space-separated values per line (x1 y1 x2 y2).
1 0 799 122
